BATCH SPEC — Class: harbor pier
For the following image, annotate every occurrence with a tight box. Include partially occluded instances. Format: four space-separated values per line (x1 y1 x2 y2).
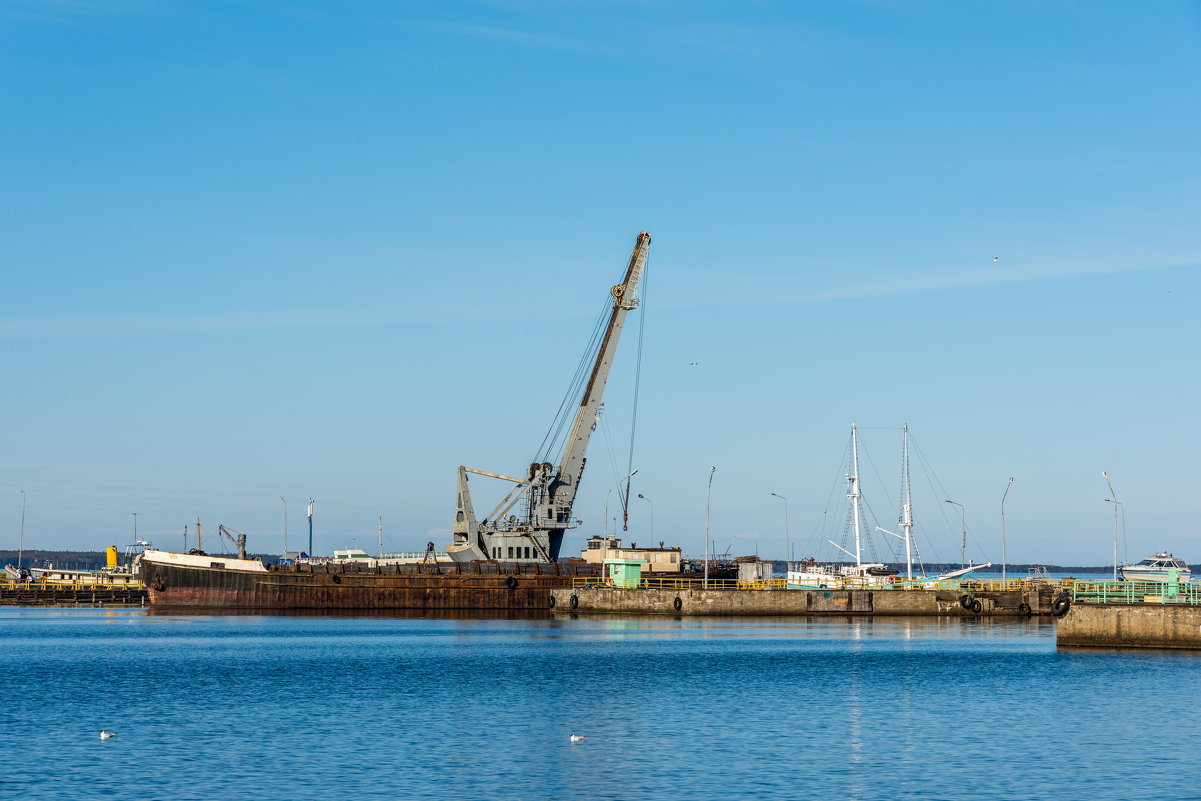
552 578 1064 617
1056 579 1201 650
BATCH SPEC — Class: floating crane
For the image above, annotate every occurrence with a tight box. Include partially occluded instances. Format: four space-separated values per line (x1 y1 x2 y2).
445 232 652 564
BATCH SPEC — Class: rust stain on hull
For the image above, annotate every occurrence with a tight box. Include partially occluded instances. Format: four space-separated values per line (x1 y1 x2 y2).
145 561 596 611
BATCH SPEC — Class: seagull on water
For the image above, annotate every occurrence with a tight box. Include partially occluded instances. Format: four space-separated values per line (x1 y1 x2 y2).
570 734 585 742
100 730 117 740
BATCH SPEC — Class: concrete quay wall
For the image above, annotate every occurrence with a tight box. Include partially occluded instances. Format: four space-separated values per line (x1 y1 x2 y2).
551 586 1048 617
1056 603 1201 650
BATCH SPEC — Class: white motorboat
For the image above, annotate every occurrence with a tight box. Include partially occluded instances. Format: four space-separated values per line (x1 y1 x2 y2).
1119 552 1192 582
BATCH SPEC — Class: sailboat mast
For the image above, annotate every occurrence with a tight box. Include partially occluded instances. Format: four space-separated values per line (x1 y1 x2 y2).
850 424 862 568
902 423 913 580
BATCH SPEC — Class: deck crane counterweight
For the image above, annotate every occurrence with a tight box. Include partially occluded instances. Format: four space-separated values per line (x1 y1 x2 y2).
445 232 652 563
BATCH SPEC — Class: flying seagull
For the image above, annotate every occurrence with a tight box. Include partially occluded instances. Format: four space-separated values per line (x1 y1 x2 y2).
100 730 117 740
689 362 698 367
993 257 998 261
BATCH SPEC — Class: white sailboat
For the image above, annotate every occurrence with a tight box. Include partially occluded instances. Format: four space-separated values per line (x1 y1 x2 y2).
787 424 991 590
876 425 990 587
787 424 895 589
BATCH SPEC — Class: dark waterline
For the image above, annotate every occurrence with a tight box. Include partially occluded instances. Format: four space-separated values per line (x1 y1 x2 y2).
2 608 1198 801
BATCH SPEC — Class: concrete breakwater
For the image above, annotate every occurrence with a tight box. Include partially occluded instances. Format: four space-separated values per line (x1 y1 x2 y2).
551 585 1059 616
1056 602 1201 649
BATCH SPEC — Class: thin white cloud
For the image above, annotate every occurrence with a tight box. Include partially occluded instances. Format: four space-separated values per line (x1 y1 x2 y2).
2 257 1190 340
418 19 599 52
0 0 152 23
0 309 365 340
668 257 1197 310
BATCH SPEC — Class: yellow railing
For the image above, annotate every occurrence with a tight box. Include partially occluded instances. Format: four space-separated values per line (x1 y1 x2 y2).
572 577 788 591
569 576 1078 593
3 578 143 591
888 577 1077 593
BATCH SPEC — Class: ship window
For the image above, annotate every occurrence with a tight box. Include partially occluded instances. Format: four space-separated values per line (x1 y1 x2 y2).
508 547 514 559
524 547 531 559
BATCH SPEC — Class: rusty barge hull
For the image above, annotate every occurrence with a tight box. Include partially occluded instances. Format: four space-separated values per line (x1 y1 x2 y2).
144 560 597 611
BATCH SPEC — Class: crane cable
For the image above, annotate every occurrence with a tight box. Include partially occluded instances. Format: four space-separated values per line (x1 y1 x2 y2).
622 252 649 530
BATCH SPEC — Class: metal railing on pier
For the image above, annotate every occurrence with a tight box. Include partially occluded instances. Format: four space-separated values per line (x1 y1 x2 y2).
573 577 788 591
889 577 1076 593
3 577 142 591
570 576 1078 593
1071 579 1201 606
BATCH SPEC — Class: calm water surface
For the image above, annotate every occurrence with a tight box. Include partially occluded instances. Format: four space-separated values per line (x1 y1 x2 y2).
2 609 1198 800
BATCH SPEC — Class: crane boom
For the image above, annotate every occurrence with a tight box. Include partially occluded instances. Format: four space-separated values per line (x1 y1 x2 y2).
216 525 247 560
553 231 651 510
446 232 651 564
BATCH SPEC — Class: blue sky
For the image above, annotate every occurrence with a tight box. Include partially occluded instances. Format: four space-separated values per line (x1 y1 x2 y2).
2 1 1198 566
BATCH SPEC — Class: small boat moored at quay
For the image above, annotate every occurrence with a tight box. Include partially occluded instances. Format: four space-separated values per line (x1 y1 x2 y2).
1119 552 1192 583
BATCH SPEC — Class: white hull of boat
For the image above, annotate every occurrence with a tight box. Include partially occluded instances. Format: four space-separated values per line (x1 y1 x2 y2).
1118 566 1192 583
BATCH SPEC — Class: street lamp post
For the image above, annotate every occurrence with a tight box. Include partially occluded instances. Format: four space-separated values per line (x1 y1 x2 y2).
770 492 789 567
17 490 26 570
307 498 314 558
1103 497 1123 580
604 470 638 583
705 467 715 589
129 512 138 543
278 496 288 561
637 493 654 540
944 499 965 568
1102 472 1122 581
1001 477 1014 586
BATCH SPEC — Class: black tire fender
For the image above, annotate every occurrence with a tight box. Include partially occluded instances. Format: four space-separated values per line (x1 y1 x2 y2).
971 599 983 614
505 575 518 590
959 594 972 610
673 596 683 612
548 593 556 609
1051 595 1071 618
569 594 579 609
331 574 341 584
1017 602 1032 617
